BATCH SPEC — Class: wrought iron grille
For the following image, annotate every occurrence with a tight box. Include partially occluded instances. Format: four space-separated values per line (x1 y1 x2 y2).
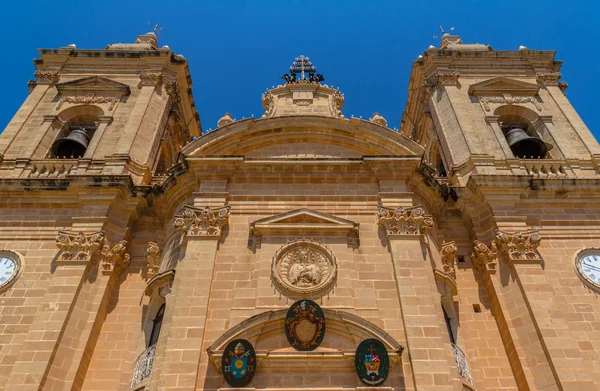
130 344 157 389
451 343 473 385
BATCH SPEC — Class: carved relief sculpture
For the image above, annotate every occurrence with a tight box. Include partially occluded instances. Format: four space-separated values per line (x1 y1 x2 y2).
495 229 542 265
101 240 130 275
173 205 231 238
377 205 434 236
440 241 458 278
272 238 337 299
536 72 562 86
472 240 498 273
146 241 161 277
34 70 61 84
139 72 163 86
479 93 541 112
56 231 105 265
427 71 460 87
56 94 120 111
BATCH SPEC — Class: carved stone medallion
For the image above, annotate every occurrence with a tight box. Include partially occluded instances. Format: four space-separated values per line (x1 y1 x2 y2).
271 239 337 299
284 300 326 351
221 339 256 387
355 338 390 386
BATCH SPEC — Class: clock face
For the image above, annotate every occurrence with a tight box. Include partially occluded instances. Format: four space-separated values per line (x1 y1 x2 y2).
576 251 600 289
0 255 18 289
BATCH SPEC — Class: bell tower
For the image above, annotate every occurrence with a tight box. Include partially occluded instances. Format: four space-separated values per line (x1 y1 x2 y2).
403 33 600 185
0 32 200 184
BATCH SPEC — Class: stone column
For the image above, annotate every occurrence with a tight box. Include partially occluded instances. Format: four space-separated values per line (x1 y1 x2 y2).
378 205 457 391
151 205 230 391
84 115 113 159
4 230 104 391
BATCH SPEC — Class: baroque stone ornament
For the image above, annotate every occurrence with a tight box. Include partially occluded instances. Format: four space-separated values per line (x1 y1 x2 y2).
441 241 458 278
139 72 163 86
272 239 337 300
100 240 130 275
495 229 542 265
56 93 120 111
146 241 161 277
165 80 181 103
472 240 498 273
284 300 326 351
56 231 105 265
536 72 562 86
479 93 541 112
173 205 230 238
355 338 390 386
377 205 434 236
427 71 460 87
221 339 256 387
34 70 60 84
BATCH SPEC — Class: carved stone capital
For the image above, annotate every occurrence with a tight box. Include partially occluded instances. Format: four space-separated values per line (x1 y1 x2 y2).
146 241 161 277
34 70 60 85
472 240 498 274
479 93 541 112
377 205 434 237
100 240 130 275
427 71 460 87
165 79 181 103
139 72 163 86
56 231 105 265
558 81 568 95
536 72 562 86
174 205 230 239
495 229 542 265
441 241 457 278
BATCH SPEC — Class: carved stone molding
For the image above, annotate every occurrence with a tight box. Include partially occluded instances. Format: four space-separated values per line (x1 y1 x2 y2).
495 229 542 265
165 80 181 103
479 93 541 112
56 93 120 111
34 70 60 84
377 205 434 237
146 241 161 277
139 72 163 86
145 269 175 298
441 241 457 278
100 240 130 275
427 71 460 87
271 238 337 300
536 72 562 86
174 205 231 239
56 231 105 265
472 240 498 274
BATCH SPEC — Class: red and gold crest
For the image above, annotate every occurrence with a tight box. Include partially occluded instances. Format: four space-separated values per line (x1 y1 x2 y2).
284 300 326 351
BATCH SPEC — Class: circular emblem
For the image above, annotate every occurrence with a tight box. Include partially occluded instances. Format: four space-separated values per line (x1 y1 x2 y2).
355 338 389 386
272 239 337 300
284 300 326 351
221 339 256 387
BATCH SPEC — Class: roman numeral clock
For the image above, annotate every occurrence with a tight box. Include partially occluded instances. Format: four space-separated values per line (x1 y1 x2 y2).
0 250 22 292
575 249 600 291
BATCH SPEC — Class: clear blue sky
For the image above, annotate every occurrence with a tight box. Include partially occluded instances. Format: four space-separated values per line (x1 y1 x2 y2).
0 1 597 139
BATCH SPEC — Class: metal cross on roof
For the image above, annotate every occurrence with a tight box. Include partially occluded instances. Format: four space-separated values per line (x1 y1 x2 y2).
148 21 164 39
279 55 324 85
433 25 454 40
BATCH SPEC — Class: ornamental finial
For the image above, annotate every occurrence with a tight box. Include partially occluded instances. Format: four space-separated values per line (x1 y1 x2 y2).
279 55 324 84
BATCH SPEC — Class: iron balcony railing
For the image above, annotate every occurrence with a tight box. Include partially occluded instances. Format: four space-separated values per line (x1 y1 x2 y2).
451 343 473 385
131 344 157 389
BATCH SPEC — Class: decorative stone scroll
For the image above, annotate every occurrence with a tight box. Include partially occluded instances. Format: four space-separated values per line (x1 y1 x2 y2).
479 93 541 112
495 229 542 265
472 240 498 274
440 241 457 278
34 70 60 84
377 205 434 237
536 72 562 86
56 231 105 265
100 240 130 275
271 238 337 300
427 71 460 87
56 93 120 111
139 72 163 86
173 205 230 238
146 241 161 277
165 79 181 103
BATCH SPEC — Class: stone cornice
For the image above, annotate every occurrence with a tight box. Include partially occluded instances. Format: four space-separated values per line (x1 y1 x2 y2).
173 205 230 239
495 229 542 265
377 205 434 237
56 230 105 265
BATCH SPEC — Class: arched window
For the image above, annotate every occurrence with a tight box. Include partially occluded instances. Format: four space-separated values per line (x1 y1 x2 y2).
494 105 555 159
50 106 104 159
148 304 165 347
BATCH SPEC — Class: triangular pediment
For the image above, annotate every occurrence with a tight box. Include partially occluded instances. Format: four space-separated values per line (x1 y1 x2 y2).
56 76 131 96
468 77 539 96
250 208 359 247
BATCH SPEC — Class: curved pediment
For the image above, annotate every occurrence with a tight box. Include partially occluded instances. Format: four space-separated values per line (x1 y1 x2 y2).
182 116 423 158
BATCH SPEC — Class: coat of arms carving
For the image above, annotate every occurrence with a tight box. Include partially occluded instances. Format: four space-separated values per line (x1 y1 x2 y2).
272 239 337 299
284 300 326 351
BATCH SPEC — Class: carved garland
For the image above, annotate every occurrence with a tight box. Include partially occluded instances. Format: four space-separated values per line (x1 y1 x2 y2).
56 231 105 265
56 93 120 111
100 240 130 275
34 71 61 84
479 93 541 112
146 241 161 277
174 205 231 238
377 205 434 236
495 229 542 265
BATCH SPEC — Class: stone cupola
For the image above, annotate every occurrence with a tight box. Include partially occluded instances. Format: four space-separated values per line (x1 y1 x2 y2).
261 55 345 119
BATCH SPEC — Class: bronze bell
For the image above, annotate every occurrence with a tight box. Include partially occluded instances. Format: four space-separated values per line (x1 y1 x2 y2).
51 128 90 158
505 127 549 158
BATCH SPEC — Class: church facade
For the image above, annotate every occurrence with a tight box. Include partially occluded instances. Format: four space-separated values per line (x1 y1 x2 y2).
0 31 599 391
